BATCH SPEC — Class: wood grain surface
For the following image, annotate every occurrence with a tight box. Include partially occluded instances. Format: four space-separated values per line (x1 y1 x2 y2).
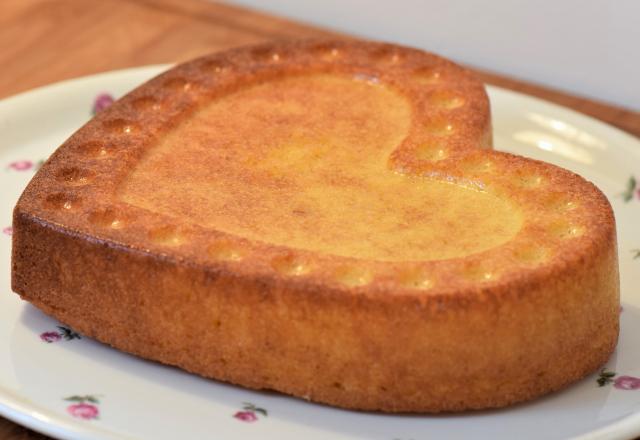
0 0 638 439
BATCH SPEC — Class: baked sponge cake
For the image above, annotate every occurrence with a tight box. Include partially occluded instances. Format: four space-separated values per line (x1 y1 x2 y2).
11 40 619 412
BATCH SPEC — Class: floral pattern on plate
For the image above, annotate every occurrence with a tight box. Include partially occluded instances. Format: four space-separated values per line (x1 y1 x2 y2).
6 160 44 172
92 93 114 115
40 326 82 343
64 395 101 420
597 369 640 390
233 402 268 423
621 176 639 202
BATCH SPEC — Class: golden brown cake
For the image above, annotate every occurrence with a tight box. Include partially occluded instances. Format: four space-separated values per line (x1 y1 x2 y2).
11 39 619 412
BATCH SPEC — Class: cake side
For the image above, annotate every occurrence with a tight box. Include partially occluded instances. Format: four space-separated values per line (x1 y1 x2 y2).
11 204 618 412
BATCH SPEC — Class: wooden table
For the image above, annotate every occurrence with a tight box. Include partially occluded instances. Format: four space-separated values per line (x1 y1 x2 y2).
1 0 638 438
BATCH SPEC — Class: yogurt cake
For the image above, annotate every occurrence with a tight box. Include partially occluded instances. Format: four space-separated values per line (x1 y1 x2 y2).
11 40 619 412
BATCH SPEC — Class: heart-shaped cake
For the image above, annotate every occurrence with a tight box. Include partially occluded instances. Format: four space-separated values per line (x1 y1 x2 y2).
11 40 619 412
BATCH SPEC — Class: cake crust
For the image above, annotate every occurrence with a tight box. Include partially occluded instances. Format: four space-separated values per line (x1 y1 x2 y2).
11 39 619 412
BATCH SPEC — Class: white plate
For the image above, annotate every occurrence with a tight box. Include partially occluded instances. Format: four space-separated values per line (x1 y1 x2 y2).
1 66 639 440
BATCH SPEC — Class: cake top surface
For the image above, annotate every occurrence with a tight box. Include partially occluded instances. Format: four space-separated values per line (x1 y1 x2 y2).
17 39 614 297
120 73 520 262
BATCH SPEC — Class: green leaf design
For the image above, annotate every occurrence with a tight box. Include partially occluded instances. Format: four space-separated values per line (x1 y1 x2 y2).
597 368 616 387
621 176 637 202
57 326 82 341
242 402 268 417
253 407 268 417
632 249 640 260
64 394 100 403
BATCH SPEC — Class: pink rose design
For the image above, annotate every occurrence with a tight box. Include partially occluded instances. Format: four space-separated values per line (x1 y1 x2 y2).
8 160 33 171
1 227 11 236
233 402 266 421
614 376 640 390
40 331 62 343
93 93 115 114
67 403 99 420
637 187 640 200
233 411 258 422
